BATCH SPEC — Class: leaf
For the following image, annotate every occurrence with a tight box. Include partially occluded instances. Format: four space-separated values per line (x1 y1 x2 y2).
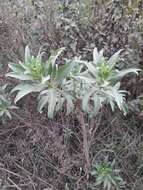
107 179 112 190
109 99 115 111
0 111 5 117
103 177 110 189
107 49 123 68
56 61 74 84
41 76 50 84
6 72 33 81
95 176 103 186
25 45 31 63
82 89 95 113
93 95 101 116
8 63 24 73
5 110 12 119
83 62 97 77
93 47 99 65
74 75 96 84
96 49 104 65
64 93 74 114
12 84 42 103
47 89 57 118
105 86 126 111
90 170 97 176
0 84 8 92
55 97 64 112
39 89 58 118
9 105 18 110
37 51 45 63
19 61 29 70
37 94 49 112
110 176 118 186
113 68 140 79
49 47 65 68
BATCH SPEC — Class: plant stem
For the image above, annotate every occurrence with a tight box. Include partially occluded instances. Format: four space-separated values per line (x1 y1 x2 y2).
77 109 90 171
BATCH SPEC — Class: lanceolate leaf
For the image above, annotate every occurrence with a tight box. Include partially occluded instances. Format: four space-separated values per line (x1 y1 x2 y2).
37 51 45 63
114 68 140 79
5 110 12 119
49 47 65 68
82 89 95 113
107 49 123 68
25 45 31 63
83 62 97 77
93 95 101 116
37 95 49 113
6 72 33 81
93 47 99 65
73 75 96 84
47 89 57 118
8 63 24 73
96 49 104 65
64 93 74 114
12 84 43 103
56 61 75 84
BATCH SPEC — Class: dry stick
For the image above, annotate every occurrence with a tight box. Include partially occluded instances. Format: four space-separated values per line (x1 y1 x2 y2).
11 112 32 128
8 177 22 190
77 109 90 171
0 167 25 179
14 162 57 190
2 182 31 189
89 110 103 145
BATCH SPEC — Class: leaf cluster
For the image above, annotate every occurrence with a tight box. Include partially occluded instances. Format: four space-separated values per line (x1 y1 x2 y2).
0 84 17 120
91 160 125 190
7 46 139 118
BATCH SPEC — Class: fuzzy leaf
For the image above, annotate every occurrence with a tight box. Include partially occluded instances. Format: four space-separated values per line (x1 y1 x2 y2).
56 61 74 84
47 89 57 118
37 94 49 112
25 46 31 63
113 68 140 79
93 95 101 116
107 49 123 68
74 75 96 84
82 89 95 113
64 93 74 114
49 47 65 68
8 63 24 73
6 72 33 81
93 47 99 65
12 84 42 103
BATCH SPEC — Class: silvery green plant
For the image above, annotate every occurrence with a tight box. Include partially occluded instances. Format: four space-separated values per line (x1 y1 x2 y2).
7 46 75 118
74 48 140 116
91 160 125 190
0 84 17 120
7 46 139 118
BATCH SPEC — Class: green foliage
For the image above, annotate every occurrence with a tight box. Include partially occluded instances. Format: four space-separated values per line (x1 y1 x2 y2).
7 46 46 82
7 46 75 118
91 160 125 190
74 48 140 116
0 85 17 120
7 45 139 118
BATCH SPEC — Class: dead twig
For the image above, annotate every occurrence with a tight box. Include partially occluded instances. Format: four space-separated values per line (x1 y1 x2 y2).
8 177 22 190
